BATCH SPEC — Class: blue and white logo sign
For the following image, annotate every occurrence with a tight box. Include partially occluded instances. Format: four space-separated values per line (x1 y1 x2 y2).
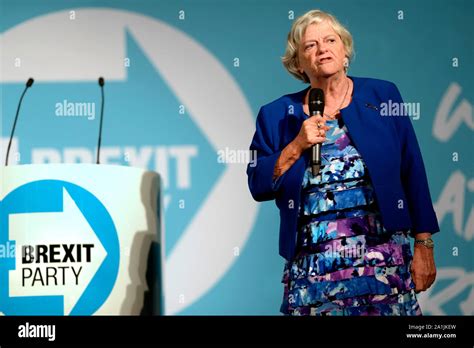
0 180 120 315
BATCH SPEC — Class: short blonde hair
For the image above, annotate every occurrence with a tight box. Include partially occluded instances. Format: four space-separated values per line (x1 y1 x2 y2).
282 10 354 83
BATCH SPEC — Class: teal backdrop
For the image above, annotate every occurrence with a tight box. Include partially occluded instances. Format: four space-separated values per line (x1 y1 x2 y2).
1 0 472 315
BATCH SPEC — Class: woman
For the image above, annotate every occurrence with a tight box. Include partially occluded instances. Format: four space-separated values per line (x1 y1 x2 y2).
247 9 440 316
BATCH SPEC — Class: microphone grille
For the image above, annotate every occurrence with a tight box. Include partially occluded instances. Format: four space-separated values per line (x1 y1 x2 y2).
309 88 324 103
309 88 324 114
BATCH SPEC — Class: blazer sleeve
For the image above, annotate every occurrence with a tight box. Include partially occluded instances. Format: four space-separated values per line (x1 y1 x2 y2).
389 83 440 236
246 105 287 202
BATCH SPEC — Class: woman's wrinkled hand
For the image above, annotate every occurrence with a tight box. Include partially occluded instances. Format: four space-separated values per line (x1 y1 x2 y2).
410 243 436 293
293 115 330 152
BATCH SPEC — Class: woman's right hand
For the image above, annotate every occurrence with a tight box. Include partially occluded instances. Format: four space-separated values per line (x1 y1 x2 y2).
273 115 330 181
292 115 330 153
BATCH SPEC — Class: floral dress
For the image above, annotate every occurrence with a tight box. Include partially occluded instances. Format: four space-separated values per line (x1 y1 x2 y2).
280 113 422 316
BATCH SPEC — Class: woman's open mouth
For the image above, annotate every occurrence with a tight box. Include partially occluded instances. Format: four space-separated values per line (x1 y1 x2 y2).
319 57 333 64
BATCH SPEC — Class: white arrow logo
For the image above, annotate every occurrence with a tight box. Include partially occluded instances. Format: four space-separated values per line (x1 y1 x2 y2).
8 188 107 315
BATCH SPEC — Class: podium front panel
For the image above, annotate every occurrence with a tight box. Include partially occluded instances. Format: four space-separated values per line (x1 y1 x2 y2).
0 164 162 315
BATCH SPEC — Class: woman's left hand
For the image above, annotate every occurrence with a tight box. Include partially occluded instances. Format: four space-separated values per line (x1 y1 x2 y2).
410 236 437 293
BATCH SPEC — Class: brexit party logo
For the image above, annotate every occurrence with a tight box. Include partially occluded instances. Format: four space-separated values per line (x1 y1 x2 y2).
0 8 258 314
0 180 120 315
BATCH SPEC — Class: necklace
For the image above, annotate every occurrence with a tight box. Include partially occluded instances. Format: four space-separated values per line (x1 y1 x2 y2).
323 78 350 119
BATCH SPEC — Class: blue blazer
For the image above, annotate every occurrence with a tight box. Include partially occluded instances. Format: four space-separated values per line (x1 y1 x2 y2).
247 76 440 261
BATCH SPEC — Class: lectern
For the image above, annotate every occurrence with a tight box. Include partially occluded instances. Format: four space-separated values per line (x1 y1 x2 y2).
0 164 163 315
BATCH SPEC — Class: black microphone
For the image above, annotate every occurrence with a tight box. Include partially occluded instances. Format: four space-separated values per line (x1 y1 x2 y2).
309 88 325 176
5 78 34 166
96 77 105 164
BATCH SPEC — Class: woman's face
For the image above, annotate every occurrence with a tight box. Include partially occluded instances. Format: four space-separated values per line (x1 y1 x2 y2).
297 21 347 80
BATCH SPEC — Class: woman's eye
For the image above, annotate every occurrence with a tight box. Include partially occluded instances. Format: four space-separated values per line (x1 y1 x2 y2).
329 39 336 43
305 43 315 50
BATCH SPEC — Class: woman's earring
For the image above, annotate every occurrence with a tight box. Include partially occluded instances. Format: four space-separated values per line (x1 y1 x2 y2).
343 58 349 68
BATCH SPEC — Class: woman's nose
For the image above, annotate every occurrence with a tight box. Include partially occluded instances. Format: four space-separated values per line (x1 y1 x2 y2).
317 42 328 54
